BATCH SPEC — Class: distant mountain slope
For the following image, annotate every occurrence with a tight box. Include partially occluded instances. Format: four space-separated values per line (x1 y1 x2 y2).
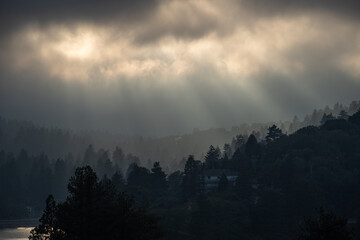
0 100 359 172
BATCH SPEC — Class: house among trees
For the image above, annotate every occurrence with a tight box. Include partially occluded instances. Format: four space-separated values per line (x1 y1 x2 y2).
203 169 238 191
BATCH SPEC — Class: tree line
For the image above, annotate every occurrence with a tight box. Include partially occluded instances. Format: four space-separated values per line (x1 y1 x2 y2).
1 100 358 173
25 109 360 239
1 105 360 238
0 145 140 218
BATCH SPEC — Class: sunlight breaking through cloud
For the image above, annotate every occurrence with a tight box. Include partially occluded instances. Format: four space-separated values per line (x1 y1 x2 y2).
0 0 360 135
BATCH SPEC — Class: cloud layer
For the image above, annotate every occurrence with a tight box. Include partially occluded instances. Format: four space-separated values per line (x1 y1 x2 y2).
0 0 359 135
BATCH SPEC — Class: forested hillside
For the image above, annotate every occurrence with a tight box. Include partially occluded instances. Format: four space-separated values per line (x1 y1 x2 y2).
1 100 358 173
1 106 360 239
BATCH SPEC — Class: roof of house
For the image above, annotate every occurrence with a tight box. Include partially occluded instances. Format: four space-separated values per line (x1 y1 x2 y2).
203 169 238 177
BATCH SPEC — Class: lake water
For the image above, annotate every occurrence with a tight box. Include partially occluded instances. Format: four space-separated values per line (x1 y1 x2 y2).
0 227 33 240
0 219 37 240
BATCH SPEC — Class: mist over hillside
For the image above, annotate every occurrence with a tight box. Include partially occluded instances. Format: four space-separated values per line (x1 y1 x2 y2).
1 102 360 239
1 100 358 172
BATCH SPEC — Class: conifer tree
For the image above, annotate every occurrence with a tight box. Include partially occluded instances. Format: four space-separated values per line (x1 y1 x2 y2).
265 125 284 143
29 195 65 240
218 173 228 192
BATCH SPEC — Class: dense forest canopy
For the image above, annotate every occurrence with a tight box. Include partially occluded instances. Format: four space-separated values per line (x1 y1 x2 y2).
1 104 360 239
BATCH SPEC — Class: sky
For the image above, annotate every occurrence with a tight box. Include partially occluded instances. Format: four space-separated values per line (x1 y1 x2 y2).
0 0 359 136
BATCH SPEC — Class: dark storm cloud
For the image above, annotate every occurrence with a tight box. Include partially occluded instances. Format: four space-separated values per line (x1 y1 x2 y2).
132 2 221 45
128 0 360 45
0 0 228 46
0 0 159 36
1 0 359 45
241 0 360 19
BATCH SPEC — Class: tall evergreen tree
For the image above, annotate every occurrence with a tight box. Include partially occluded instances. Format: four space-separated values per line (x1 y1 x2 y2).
29 195 65 240
182 155 202 200
151 162 168 195
205 145 221 169
265 125 284 143
31 166 162 240
245 134 258 156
